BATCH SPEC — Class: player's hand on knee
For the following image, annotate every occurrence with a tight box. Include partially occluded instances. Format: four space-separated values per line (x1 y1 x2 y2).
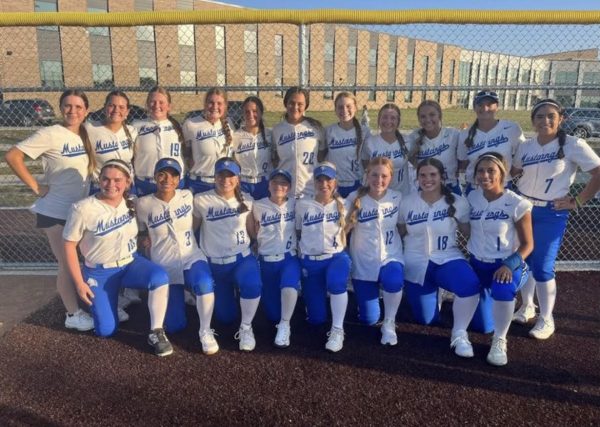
493 265 512 284
76 281 95 306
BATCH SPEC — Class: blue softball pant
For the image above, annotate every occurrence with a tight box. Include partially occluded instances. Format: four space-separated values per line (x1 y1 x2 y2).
300 252 351 325
259 252 301 323
241 177 269 200
207 253 262 324
187 176 214 195
527 204 569 282
352 261 405 325
135 176 186 197
405 259 479 326
163 259 214 333
468 256 529 334
82 254 169 337
337 180 361 198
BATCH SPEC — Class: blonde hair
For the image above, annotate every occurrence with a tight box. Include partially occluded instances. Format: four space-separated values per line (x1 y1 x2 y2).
378 103 408 156
205 87 233 154
315 161 347 248
334 91 364 160
347 157 394 226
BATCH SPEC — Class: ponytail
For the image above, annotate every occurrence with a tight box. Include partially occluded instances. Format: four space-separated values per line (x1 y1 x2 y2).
122 124 134 150
557 128 566 159
220 117 233 155
233 183 249 214
352 117 364 161
79 123 96 177
440 183 456 220
464 119 479 148
395 129 408 157
408 128 425 165
333 191 347 248
347 185 370 227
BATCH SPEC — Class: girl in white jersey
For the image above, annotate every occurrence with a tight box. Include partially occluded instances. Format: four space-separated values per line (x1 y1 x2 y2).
406 100 461 195
272 87 325 198
399 158 480 358
5 89 95 332
296 163 350 352
232 96 272 199
458 90 525 194
320 91 370 198
193 157 262 352
346 157 405 346
63 160 173 357
361 103 411 195
251 168 300 348
511 99 600 340
136 158 218 355
132 86 186 197
183 87 235 194
467 153 533 365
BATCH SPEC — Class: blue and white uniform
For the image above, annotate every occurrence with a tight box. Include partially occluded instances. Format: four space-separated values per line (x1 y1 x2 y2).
132 119 185 196
361 134 412 195
233 128 272 199
272 120 324 198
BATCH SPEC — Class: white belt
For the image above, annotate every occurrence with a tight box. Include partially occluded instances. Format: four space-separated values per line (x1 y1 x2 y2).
241 174 266 184
521 194 551 207
303 253 334 261
189 174 215 183
261 252 294 262
336 179 359 187
209 248 251 265
472 254 502 264
86 255 134 269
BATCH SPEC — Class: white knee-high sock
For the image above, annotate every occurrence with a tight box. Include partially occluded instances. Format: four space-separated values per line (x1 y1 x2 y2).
493 299 515 340
451 294 479 334
148 285 169 330
280 287 298 323
520 275 537 307
240 297 260 328
382 290 403 321
536 279 557 319
196 293 215 333
330 292 348 330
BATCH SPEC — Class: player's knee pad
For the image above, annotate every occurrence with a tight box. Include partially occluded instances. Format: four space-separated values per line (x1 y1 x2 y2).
147 266 170 290
93 318 118 338
186 260 214 295
326 253 351 295
379 262 404 293
491 281 517 302
352 280 380 325
235 256 262 299
280 257 301 290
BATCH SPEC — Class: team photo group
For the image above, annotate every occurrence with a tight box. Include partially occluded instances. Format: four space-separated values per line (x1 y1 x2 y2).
5 84 600 367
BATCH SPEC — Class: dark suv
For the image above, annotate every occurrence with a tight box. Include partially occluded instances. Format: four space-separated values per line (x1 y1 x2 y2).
0 99 56 127
560 107 600 139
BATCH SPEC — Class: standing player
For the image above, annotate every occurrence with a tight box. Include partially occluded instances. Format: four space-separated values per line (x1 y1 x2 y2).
132 86 186 197
251 169 300 348
232 96 272 200
272 87 325 198
399 158 480 357
193 157 262 351
467 153 533 365
361 103 412 195
63 159 173 356
295 163 351 352
5 89 95 331
458 90 525 194
183 88 234 194
512 99 600 339
320 92 370 197
136 158 218 355
346 157 405 346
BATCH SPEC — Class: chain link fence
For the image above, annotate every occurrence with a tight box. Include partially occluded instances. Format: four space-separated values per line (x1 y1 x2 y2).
0 6 599 269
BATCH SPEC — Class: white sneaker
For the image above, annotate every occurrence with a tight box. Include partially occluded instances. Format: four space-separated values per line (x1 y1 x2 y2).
184 290 196 306
487 336 508 366
450 330 474 358
117 307 129 323
199 329 219 355
274 321 291 348
325 327 344 352
529 316 555 340
65 309 94 331
118 288 142 309
235 326 256 351
380 318 398 346
512 303 537 324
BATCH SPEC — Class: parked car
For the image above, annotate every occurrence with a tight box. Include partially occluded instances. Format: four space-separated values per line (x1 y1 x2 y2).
184 101 244 129
0 99 55 127
560 107 600 139
87 104 148 124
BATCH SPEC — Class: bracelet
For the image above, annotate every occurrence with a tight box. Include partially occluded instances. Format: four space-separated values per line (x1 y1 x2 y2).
575 195 583 208
502 252 523 271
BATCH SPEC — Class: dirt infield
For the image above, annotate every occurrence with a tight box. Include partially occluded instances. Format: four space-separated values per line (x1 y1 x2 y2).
0 271 599 426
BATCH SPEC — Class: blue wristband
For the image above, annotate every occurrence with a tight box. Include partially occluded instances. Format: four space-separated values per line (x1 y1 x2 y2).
502 252 523 271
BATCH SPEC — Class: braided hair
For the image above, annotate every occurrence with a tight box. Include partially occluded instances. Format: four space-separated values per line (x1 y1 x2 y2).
531 98 567 159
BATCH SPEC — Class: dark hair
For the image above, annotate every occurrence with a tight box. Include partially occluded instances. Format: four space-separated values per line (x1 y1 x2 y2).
409 100 443 164
377 103 408 156
531 98 566 159
104 90 134 149
215 157 248 214
59 89 95 177
417 157 456 219
205 87 233 154
283 86 324 133
242 96 267 147
473 151 508 183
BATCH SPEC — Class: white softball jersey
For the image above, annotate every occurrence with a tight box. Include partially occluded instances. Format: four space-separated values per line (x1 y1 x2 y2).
183 115 234 179
232 128 273 181
467 189 532 260
17 125 90 220
272 119 325 198
132 119 184 179
63 196 138 266
361 134 412 195
193 190 254 259
406 127 461 186
346 190 404 281
85 122 136 180
399 192 469 285
513 134 600 200
252 197 297 256
324 123 371 187
136 190 206 284
295 198 345 256
458 120 525 184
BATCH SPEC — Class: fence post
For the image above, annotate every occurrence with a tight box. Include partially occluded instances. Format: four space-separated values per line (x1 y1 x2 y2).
299 24 308 87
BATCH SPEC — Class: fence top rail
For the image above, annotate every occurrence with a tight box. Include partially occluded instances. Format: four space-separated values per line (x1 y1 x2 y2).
1 10 600 27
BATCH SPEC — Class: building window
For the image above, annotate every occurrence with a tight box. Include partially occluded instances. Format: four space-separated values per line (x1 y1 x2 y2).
136 26 154 42
368 90 376 101
368 48 377 67
275 76 284 97
139 67 157 88
180 71 196 87
422 56 429 83
388 50 396 69
244 30 257 54
92 64 113 88
386 91 395 102
323 82 333 100
555 71 577 85
348 46 357 65
406 54 414 71
217 73 226 86
583 72 600 85
274 35 283 57
35 0 58 31
178 24 194 46
324 42 334 62
245 75 258 95
215 26 225 50
40 60 63 88
404 90 413 103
